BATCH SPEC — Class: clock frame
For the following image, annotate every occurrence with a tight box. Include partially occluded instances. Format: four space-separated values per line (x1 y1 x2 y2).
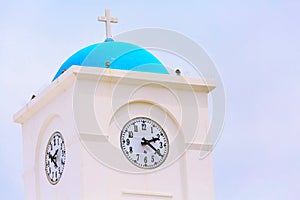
45 131 66 185
120 117 169 169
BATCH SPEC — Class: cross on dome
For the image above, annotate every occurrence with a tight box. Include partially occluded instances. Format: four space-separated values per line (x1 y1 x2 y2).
98 8 118 39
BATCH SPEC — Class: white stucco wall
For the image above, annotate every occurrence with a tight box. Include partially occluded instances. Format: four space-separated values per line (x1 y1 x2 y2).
14 66 215 200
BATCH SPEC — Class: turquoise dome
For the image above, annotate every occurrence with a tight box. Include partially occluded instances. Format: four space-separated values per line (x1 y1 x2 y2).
52 40 169 81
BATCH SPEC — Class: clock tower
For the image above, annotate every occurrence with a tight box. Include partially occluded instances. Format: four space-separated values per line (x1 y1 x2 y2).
14 9 216 200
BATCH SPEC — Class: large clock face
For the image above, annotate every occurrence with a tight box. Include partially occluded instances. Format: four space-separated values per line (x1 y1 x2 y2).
45 132 66 185
120 117 169 169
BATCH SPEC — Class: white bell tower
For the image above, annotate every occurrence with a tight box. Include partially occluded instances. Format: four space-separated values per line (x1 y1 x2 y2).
14 9 216 200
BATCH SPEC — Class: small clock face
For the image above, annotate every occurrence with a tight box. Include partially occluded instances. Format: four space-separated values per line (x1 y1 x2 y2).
45 132 66 185
120 117 169 169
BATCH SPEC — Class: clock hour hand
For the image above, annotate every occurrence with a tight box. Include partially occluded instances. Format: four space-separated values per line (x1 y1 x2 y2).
141 137 151 146
148 137 159 143
141 138 163 157
48 152 53 160
141 137 159 145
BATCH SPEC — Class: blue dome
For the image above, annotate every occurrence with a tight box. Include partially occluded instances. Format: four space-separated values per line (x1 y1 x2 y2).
52 41 169 81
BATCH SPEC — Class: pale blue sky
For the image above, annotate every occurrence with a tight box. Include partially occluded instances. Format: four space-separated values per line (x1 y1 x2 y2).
1 1 300 199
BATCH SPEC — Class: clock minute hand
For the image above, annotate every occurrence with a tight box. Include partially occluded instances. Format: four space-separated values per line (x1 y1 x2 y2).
53 149 59 158
148 143 163 157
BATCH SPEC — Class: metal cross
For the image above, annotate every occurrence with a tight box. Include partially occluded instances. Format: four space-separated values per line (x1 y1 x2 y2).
98 8 118 39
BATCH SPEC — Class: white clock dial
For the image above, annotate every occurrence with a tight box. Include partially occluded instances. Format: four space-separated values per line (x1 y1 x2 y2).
45 132 66 185
120 117 169 169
